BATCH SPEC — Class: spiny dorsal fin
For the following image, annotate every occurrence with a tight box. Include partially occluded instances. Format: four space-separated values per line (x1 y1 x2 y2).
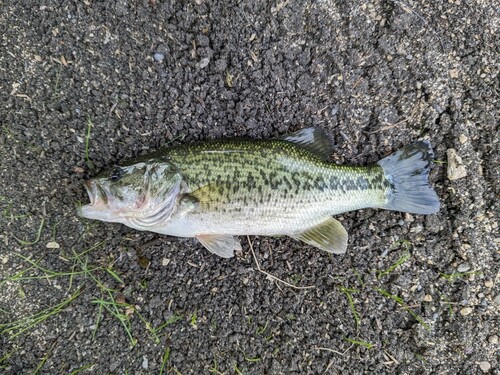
293 217 348 254
278 127 333 160
196 234 241 258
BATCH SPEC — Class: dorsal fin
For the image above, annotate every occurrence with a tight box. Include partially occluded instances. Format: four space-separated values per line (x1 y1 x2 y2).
278 127 333 160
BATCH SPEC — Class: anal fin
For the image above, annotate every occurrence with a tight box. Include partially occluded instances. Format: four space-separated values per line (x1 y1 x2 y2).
293 217 348 254
196 234 241 258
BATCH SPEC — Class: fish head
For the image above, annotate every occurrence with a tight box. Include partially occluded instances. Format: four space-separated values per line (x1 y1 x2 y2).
78 161 183 228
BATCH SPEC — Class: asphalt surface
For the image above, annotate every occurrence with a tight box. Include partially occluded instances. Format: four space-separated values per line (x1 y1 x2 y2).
0 1 498 374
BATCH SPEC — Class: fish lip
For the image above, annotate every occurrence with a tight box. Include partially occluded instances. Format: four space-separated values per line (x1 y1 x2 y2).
84 180 97 206
78 179 111 219
78 180 98 219
83 179 112 206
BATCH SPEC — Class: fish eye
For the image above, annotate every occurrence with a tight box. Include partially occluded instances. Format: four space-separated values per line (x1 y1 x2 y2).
109 167 124 182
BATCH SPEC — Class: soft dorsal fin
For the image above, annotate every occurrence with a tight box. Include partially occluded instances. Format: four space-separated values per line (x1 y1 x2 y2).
196 234 241 258
278 127 333 160
293 217 348 254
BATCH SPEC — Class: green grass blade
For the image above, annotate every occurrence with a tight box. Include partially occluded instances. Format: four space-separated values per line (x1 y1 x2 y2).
0 288 82 339
339 285 361 329
377 252 411 278
12 218 45 246
376 288 430 330
85 117 94 170
159 347 170 375
345 337 374 348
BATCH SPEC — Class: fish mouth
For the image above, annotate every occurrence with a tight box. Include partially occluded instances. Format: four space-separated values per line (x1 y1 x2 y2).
84 179 109 206
78 180 114 220
83 180 97 206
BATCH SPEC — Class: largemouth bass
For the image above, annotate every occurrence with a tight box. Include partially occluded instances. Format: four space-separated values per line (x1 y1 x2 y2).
78 128 439 258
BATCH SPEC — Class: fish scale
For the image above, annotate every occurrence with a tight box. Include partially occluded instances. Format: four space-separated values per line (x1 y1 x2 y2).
165 139 388 210
155 138 390 238
79 128 440 258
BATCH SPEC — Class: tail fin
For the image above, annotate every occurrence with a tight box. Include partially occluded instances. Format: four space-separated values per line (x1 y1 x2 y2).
377 141 440 214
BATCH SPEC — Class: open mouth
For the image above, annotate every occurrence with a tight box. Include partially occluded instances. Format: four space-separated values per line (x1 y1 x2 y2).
83 180 112 205
83 180 97 205
78 180 112 219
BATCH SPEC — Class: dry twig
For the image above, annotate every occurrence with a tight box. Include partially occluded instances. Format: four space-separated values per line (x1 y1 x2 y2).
247 236 315 290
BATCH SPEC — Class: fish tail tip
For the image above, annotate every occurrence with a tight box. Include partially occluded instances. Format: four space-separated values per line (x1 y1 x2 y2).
378 141 440 215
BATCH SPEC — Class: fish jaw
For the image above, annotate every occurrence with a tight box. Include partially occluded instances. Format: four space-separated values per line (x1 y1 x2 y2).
78 180 124 223
78 203 124 223
77 180 136 223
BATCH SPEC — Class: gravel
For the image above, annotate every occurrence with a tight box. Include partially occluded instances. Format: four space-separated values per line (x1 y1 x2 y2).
0 0 498 374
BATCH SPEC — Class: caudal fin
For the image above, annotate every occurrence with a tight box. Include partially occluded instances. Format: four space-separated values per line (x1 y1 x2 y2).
377 141 440 214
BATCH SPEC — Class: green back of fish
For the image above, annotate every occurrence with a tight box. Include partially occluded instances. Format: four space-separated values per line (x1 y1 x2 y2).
158 138 388 214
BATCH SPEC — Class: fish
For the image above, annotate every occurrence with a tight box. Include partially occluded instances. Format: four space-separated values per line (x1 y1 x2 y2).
78 128 440 258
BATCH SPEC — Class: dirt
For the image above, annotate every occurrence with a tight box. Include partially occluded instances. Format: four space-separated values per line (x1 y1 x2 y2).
0 0 498 374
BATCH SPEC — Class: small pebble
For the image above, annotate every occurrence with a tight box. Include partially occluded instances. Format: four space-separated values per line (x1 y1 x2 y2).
214 59 227 73
494 295 500 305
115 294 126 304
46 241 60 249
484 280 494 288
423 294 433 302
460 307 473 316
404 213 414 222
142 356 149 370
488 335 498 345
447 148 467 180
410 224 423 233
459 134 468 144
197 57 210 69
478 361 491 373
162 258 171 266
153 52 165 62
457 263 471 272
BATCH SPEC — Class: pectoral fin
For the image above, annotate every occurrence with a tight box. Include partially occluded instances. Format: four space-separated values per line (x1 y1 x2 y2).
188 183 223 210
294 217 348 254
196 234 242 258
